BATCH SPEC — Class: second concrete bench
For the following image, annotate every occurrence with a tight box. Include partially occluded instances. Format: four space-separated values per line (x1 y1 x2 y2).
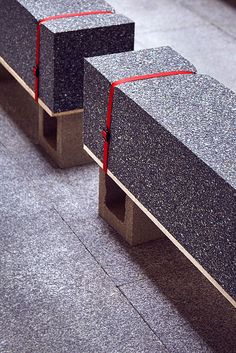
83 47 236 308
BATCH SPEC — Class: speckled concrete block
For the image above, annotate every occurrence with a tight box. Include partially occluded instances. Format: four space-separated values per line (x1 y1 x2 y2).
99 168 163 245
0 0 134 113
39 107 91 168
83 47 236 303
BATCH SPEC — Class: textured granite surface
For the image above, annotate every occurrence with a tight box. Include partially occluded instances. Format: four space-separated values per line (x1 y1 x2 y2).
17 0 114 20
83 47 236 300
0 0 134 112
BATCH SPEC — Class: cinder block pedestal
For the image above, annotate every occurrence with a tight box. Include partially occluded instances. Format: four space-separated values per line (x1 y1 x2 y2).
99 168 163 245
39 108 91 168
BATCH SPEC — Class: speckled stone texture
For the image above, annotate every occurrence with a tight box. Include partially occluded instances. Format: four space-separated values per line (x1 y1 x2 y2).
83 47 236 301
1 36 236 350
0 0 134 113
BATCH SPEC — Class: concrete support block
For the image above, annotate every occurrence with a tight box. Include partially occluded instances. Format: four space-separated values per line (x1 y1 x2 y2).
39 107 91 168
99 168 163 246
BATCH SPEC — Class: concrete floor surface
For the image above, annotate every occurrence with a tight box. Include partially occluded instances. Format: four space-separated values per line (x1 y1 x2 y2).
1 0 236 352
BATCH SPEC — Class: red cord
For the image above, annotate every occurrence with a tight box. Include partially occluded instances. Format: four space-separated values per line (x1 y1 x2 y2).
33 10 113 102
102 70 196 173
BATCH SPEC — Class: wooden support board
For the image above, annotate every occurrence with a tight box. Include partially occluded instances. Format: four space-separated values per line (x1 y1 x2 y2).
84 144 236 309
0 56 83 118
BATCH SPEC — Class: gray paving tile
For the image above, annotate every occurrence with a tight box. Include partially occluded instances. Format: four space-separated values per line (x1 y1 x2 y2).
0 144 167 352
0 208 168 353
178 0 236 39
109 0 205 36
23 163 100 222
0 143 19 176
120 267 236 353
0 148 48 226
6 149 191 291
1 1 236 352
135 24 236 92
60 214 191 286
0 47 91 186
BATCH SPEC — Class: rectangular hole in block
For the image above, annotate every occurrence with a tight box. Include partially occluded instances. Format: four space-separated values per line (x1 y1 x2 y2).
0 65 12 81
43 111 57 150
105 174 126 222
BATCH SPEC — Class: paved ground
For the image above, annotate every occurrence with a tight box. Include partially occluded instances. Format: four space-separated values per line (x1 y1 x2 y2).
1 0 236 352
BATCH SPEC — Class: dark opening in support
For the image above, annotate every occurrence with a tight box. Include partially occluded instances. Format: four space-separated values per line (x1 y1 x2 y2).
105 174 126 222
43 111 57 150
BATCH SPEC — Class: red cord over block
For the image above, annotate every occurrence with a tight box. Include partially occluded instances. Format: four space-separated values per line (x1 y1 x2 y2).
102 70 196 173
33 10 113 103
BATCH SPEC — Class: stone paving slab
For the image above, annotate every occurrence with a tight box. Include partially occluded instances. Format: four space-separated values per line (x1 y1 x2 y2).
61 214 191 287
1 236 168 353
108 0 206 35
120 267 236 353
2 94 235 351
178 0 236 39
0 92 99 225
0 152 168 353
1 0 236 351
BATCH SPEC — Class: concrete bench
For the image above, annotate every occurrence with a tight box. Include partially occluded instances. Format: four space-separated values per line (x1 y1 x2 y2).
0 0 134 167
83 47 236 307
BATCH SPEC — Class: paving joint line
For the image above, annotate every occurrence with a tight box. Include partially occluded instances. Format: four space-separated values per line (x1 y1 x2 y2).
180 1 236 41
210 22 236 41
0 140 7 148
118 285 170 353
136 23 208 36
52 206 115 281
52 206 172 351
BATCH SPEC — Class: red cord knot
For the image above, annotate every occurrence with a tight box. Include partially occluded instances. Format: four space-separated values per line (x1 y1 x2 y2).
32 65 39 78
102 128 110 142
